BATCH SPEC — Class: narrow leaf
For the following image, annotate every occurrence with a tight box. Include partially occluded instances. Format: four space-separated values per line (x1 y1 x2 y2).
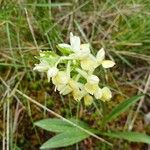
40 129 89 149
102 131 150 144
104 95 142 123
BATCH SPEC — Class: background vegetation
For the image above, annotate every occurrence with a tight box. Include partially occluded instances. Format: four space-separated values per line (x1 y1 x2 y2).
0 0 150 149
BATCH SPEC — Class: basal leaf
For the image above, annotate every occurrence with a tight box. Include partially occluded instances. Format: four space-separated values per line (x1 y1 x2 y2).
40 129 89 149
102 131 150 144
34 118 95 133
34 119 73 133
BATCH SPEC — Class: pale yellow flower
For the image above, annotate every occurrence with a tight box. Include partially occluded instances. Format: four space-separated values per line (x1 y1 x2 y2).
80 55 97 72
80 48 115 71
101 87 112 102
52 71 70 86
96 48 115 68
84 75 100 95
84 94 93 106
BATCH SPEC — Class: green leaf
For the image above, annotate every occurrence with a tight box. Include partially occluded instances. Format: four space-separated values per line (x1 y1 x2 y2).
102 131 150 144
104 95 142 123
34 118 94 133
40 129 89 149
35 119 73 133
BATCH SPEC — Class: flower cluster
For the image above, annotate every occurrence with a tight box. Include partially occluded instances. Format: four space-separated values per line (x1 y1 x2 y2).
33 33 115 106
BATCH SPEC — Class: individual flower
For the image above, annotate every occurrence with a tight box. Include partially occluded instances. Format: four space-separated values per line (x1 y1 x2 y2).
80 54 97 72
84 94 93 106
84 75 100 95
52 71 70 88
96 48 115 68
100 87 112 102
80 48 115 72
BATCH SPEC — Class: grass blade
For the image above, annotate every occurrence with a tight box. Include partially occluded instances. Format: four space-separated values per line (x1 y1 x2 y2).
104 95 142 123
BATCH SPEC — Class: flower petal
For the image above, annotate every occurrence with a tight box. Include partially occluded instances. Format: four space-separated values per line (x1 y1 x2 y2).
87 75 99 84
70 32 80 51
52 71 69 86
102 60 115 68
84 94 93 106
96 48 105 63
101 87 112 102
